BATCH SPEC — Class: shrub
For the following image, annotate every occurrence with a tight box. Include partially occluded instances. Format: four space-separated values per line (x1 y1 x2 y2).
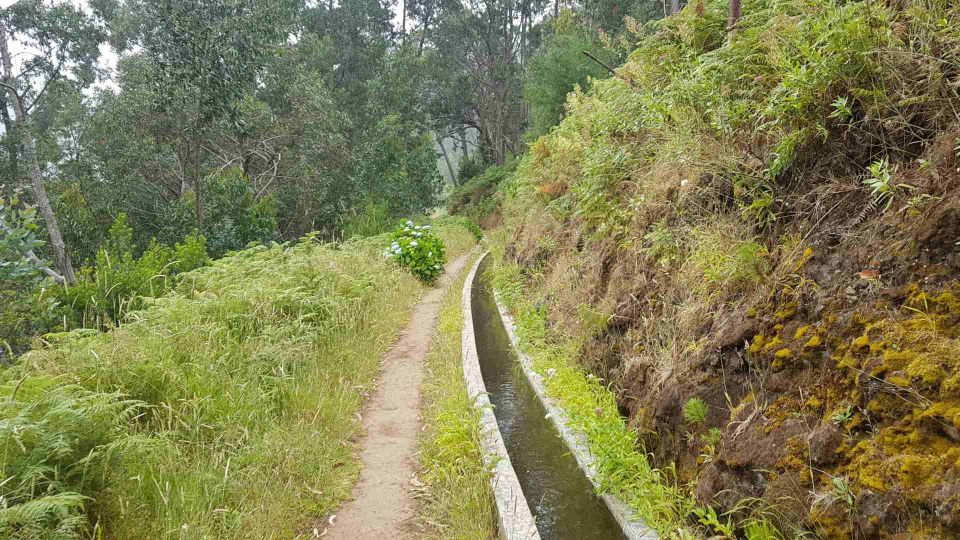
56 214 210 328
524 10 614 139
386 221 447 284
447 160 518 223
161 168 277 258
341 201 393 239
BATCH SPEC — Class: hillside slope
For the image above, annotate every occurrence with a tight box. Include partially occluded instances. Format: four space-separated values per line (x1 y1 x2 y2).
494 0 960 537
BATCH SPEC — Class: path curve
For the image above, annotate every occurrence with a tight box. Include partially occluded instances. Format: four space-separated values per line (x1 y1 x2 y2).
325 252 473 539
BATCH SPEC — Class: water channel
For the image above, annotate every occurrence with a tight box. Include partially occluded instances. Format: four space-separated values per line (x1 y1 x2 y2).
471 259 627 540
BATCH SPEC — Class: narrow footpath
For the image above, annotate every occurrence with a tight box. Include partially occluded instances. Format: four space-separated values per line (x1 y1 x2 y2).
324 252 472 539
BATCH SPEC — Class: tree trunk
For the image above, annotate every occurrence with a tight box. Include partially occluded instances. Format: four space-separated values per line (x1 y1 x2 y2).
0 24 75 283
401 0 406 43
436 133 457 185
671 0 680 14
554 0 559 17
0 96 18 183
193 110 202 231
727 0 742 32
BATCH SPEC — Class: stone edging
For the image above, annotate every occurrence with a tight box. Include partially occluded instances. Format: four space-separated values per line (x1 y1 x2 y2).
460 252 540 540
492 289 659 540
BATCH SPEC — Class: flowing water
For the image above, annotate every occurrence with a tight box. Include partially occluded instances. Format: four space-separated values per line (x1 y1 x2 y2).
471 260 627 540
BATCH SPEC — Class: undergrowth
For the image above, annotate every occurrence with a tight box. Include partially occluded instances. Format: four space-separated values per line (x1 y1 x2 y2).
493 0 960 536
0 222 476 538
416 252 497 539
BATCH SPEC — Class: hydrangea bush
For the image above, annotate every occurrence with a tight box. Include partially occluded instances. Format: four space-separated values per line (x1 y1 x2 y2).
386 220 446 283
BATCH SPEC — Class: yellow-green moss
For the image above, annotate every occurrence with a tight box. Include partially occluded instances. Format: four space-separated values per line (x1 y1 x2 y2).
852 335 870 351
804 335 822 349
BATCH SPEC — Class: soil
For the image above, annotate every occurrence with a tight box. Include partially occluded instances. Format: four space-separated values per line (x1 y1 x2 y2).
502 125 960 537
322 252 472 539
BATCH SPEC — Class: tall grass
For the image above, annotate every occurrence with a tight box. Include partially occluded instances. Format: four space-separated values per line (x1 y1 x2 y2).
416 252 496 539
0 223 476 539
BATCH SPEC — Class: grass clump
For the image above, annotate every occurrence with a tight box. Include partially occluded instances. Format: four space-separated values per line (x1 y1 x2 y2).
1 222 476 538
416 253 496 539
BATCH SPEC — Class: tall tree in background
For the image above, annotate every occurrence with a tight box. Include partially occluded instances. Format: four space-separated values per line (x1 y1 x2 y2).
130 0 296 229
0 1 105 283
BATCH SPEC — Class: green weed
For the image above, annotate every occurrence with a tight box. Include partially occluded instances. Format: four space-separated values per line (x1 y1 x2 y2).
683 397 709 425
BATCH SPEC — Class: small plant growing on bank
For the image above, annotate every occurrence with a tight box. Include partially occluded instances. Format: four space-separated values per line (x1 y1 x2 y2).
386 220 446 283
683 397 709 425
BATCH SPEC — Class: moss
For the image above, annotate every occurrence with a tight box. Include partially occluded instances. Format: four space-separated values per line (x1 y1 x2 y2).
851 335 870 351
898 455 940 489
804 335 822 349
794 325 811 340
775 301 798 321
882 349 916 371
773 347 795 369
762 335 785 354
775 348 794 359
904 353 945 386
886 373 911 388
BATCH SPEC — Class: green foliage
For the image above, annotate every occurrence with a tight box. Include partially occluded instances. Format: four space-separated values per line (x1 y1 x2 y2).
524 10 615 138
693 505 735 537
56 214 210 328
418 253 496 538
387 221 447 284
0 380 142 539
4 222 476 538
0 198 45 281
162 169 277 257
353 116 442 218
685 225 768 298
455 153 489 186
863 157 897 210
341 201 393 239
447 160 518 223
682 397 709 425
642 222 679 266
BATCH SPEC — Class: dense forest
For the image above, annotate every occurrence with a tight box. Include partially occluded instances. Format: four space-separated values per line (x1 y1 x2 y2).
4 0 960 538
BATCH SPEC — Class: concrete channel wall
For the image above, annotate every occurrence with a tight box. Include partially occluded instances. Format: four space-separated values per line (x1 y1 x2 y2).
491 283 660 540
460 253 540 540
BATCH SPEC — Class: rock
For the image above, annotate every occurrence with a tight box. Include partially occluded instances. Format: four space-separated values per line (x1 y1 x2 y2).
808 423 843 466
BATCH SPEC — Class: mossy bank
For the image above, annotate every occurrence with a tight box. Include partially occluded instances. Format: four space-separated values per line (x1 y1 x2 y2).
478 0 960 537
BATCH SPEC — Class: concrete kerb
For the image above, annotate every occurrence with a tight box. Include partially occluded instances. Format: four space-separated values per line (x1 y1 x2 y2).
460 252 540 540
492 291 659 540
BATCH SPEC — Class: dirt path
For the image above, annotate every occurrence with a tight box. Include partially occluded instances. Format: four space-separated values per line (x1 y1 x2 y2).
324 252 472 540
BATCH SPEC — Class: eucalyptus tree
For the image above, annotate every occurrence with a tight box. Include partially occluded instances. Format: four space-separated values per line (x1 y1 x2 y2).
124 0 298 229
428 0 549 165
0 0 106 283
